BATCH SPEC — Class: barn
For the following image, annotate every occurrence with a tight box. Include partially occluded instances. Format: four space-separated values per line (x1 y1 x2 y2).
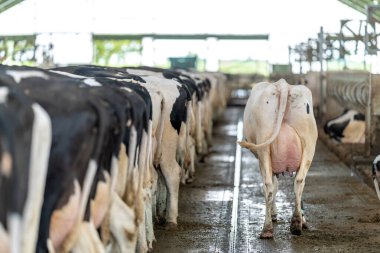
1 0 380 252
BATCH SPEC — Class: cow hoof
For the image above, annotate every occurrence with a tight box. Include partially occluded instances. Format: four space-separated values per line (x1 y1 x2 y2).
272 214 278 222
259 229 273 239
156 217 166 225
290 217 302 235
186 178 194 184
302 222 309 230
290 226 302 236
164 222 178 231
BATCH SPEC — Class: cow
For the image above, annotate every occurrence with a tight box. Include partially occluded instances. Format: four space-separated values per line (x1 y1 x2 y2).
53 65 189 230
1 67 101 252
238 79 318 238
372 155 380 201
324 109 365 143
0 83 52 253
122 66 199 183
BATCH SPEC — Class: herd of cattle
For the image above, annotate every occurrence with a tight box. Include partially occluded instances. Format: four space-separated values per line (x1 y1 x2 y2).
0 64 230 253
2 64 380 250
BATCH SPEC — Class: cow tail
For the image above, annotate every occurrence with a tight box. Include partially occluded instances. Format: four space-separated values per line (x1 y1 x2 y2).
372 160 380 201
238 79 288 152
185 101 192 149
154 91 165 167
79 99 108 220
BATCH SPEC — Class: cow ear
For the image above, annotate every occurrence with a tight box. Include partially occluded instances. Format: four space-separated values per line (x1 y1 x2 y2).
343 108 349 114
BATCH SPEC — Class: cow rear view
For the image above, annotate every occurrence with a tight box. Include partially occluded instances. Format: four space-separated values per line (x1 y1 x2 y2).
239 79 318 238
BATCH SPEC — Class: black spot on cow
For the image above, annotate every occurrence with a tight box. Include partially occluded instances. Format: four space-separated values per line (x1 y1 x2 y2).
306 103 310 114
170 85 188 134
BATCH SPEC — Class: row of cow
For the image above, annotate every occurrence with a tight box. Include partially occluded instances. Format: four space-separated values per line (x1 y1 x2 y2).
0 64 230 252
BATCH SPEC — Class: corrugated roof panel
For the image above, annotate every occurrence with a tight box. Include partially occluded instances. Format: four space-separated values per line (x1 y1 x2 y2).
0 0 24 14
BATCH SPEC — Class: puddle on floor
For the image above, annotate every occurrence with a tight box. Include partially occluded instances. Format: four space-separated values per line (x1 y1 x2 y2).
190 189 233 202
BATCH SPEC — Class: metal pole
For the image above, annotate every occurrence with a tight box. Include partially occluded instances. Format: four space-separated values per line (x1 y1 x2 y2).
318 26 325 119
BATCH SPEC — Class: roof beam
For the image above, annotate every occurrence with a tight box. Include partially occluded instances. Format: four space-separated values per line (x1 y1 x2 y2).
0 35 35 41
93 33 269 41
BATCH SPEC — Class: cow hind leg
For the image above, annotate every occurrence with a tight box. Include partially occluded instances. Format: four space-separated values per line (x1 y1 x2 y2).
301 200 309 229
145 203 155 251
136 210 148 253
145 187 155 251
185 138 196 184
160 158 181 230
291 159 312 236
155 169 167 225
70 222 105 253
271 175 278 222
259 152 274 239
150 164 158 224
109 192 137 253
0 224 9 253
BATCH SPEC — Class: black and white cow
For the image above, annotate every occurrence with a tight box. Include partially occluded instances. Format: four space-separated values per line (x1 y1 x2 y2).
1 67 101 252
324 109 365 143
122 67 198 183
0 81 52 253
372 155 380 201
0 68 110 252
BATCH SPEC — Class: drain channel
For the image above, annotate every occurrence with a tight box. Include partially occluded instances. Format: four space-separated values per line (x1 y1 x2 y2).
228 120 243 253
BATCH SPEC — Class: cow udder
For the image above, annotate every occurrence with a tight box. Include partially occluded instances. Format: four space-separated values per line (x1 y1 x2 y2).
270 123 302 174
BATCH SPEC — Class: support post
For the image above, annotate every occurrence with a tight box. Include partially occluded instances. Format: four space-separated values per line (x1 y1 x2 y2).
318 26 325 120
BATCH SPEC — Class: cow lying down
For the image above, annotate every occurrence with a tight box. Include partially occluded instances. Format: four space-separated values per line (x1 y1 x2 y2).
372 155 380 201
324 109 365 144
239 79 318 238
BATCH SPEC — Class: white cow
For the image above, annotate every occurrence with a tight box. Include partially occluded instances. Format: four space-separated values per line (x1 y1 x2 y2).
239 79 318 238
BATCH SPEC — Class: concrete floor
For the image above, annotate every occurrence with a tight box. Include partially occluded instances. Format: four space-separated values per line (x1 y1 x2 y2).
153 106 380 253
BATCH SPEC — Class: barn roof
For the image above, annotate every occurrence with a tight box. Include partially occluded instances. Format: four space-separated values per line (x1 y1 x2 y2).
339 0 380 22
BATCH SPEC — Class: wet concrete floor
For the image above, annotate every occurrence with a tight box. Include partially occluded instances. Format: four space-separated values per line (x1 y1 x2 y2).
153 106 380 253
